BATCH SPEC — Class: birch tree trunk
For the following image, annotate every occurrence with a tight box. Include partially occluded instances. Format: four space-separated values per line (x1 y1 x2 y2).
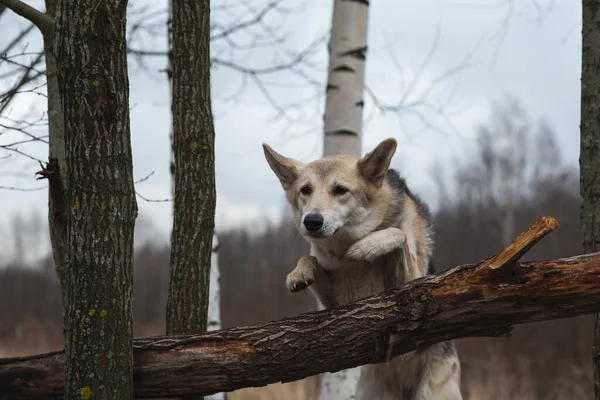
205 233 224 400
54 0 138 397
166 0 219 394
320 0 370 397
581 2 600 398
322 0 369 157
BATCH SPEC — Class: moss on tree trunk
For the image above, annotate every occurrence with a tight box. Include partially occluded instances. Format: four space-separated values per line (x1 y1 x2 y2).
54 0 137 397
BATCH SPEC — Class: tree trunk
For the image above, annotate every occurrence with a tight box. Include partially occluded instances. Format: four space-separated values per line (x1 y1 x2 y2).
581 2 600 398
54 0 137 397
167 0 174 197
165 4 223 397
164 5 222 400
4 249 600 398
322 0 369 157
166 0 216 378
40 0 69 338
320 0 370 396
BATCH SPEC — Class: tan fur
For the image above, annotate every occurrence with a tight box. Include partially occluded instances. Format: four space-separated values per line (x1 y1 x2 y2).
263 138 462 400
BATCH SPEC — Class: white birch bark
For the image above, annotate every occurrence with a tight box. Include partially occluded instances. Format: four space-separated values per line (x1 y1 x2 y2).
323 0 370 157
319 0 370 397
205 232 224 400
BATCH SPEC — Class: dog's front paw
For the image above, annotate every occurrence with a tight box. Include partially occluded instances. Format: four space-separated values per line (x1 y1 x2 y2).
286 256 318 293
286 270 313 292
345 239 379 262
345 229 406 262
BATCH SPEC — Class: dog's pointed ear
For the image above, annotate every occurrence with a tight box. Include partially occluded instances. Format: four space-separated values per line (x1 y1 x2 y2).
263 143 301 189
357 138 397 187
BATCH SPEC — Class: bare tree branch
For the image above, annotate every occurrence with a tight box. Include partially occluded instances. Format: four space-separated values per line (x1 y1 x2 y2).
135 191 172 203
211 0 284 42
0 0 53 37
0 51 45 115
0 183 44 191
0 23 35 56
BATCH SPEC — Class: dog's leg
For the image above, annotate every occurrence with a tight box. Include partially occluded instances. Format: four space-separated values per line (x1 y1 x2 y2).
344 227 422 288
345 227 406 262
417 354 462 400
431 361 462 400
286 255 335 308
382 248 403 291
286 256 318 292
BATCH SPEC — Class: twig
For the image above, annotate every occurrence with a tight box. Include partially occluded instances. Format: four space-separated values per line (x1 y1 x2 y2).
0 51 45 115
0 0 54 37
480 216 559 270
0 184 45 191
135 191 172 203
134 170 155 184
0 23 35 56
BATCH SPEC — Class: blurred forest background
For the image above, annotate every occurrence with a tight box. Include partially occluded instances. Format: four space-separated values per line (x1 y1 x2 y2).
0 99 589 399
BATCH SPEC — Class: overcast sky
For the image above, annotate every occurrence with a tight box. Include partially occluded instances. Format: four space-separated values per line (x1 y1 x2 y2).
0 0 581 255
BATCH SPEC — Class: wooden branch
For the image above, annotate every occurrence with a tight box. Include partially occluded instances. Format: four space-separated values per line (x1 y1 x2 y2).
481 216 558 270
0 0 53 37
3 222 600 398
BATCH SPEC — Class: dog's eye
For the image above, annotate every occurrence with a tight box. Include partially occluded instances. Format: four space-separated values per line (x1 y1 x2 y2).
333 185 349 196
300 185 312 196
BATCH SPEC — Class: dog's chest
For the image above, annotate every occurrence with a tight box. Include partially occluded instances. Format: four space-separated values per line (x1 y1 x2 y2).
320 256 388 306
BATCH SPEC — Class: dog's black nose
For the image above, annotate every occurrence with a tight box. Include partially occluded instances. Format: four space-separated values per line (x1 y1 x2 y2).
303 213 324 232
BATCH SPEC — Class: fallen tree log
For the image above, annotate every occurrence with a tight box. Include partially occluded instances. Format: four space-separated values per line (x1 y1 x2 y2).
2 217 600 399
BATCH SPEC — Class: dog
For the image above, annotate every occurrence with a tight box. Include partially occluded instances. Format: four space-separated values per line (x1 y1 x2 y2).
263 138 462 400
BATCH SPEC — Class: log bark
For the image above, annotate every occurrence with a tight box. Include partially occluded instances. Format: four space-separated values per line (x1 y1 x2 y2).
3 249 600 398
581 1 600 397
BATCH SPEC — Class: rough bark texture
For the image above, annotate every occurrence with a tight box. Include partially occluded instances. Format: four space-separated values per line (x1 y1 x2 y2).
581 2 600 397
40 0 69 336
323 0 369 157
2 251 600 398
53 0 137 398
166 0 216 336
165 2 221 398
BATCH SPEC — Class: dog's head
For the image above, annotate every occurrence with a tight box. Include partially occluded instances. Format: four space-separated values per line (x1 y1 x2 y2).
262 138 397 243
